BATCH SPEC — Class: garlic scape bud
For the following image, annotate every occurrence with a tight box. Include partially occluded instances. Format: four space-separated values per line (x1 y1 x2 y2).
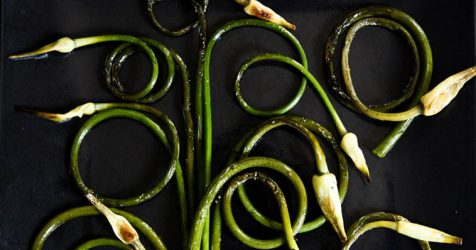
393 221 462 244
16 102 97 123
8 36 108 60
420 66 476 116
234 0 296 30
9 37 76 59
340 133 371 182
312 173 347 242
86 193 146 250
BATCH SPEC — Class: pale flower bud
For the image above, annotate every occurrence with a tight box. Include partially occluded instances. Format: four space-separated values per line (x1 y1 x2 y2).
312 173 347 242
9 37 76 59
344 218 462 249
340 133 371 182
236 0 296 30
17 102 96 123
86 193 139 244
421 66 476 116
86 193 146 250
395 221 462 245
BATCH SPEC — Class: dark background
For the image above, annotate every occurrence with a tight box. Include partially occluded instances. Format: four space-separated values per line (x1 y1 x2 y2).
1 0 474 249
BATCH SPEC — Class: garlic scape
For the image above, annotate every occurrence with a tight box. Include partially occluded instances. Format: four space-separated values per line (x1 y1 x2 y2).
343 212 462 250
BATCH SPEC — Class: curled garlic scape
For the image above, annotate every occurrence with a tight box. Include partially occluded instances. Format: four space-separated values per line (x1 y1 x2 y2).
86 193 146 250
234 0 296 30
343 212 462 250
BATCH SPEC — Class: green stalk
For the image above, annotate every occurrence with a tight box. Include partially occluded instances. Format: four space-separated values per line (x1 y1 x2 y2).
75 238 131 250
234 53 347 136
190 1 211 249
222 172 299 249
146 0 209 36
189 157 307 250
211 201 222 250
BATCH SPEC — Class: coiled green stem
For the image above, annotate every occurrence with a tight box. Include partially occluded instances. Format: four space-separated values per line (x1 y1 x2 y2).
146 0 208 37
325 6 433 157
189 157 307 250
75 238 131 250
223 171 299 249
70 107 179 207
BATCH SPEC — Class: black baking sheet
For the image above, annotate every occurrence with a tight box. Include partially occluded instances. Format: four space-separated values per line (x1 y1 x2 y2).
1 0 474 249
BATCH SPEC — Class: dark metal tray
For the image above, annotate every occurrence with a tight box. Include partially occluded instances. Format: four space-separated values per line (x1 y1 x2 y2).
1 0 474 249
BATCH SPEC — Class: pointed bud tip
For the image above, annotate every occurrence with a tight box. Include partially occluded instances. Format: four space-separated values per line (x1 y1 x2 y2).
15 106 67 123
282 22 296 31
341 133 371 182
365 173 372 183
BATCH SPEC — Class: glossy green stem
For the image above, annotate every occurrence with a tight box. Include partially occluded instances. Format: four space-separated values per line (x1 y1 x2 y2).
211 201 222 250
70 108 178 207
222 172 299 249
75 238 131 250
105 37 175 103
341 17 422 120
146 0 208 36
189 157 307 250
74 35 160 101
170 49 196 218
236 53 348 135
32 206 166 250
190 1 211 249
